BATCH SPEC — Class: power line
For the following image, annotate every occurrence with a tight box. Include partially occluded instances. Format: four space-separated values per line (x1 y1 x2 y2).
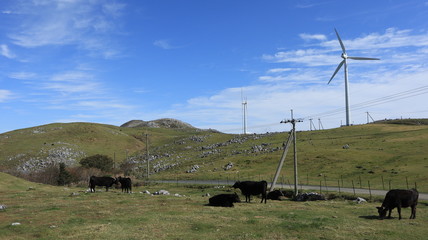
306 85 428 119
220 85 428 132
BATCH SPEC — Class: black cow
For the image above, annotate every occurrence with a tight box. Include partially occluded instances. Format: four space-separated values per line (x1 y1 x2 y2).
118 176 132 193
232 180 267 204
208 193 241 207
89 176 118 192
377 189 419 220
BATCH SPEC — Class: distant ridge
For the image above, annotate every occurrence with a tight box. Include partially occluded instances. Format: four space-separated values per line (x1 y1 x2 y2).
120 118 196 129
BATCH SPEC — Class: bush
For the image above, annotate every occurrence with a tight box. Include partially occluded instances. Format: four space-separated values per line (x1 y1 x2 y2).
57 163 72 186
80 154 114 172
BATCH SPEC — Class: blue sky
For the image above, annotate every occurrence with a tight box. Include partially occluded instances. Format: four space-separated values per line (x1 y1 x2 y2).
1 0 428 134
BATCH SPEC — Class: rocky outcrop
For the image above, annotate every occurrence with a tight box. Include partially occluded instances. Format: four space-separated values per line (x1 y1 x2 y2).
120 119 196 129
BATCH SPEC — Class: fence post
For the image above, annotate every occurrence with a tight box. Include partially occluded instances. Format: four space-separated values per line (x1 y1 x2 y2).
324 176 328 192
389 180 391 190
337 179 341 194
381 176 385 190
359 175 362 188
352 180 356 197
319 180 322 194
414 182 417 190
368 180 372 200
406 177 409 189
281 175 284 189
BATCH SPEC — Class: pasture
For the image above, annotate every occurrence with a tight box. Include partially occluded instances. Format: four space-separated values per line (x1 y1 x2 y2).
1 173 427 240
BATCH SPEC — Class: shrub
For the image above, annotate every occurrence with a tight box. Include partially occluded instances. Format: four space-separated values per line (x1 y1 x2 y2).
80 154 114 172
57 163 72 186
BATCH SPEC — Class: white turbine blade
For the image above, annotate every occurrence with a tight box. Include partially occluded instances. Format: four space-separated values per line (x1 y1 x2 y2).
347 56 380 60
328 60 345 84
334 28 346 53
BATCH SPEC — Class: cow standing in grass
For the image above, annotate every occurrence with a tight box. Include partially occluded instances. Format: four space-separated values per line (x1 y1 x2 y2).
377 189 419 220
232 180 267 204
118 176 132 193
89 176 118 192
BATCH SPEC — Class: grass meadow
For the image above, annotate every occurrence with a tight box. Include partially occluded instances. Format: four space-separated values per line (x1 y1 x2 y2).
1 173 427 240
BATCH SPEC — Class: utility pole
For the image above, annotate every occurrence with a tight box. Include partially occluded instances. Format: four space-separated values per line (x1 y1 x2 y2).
318 118 324 130
309 118 317 131
277 109 303 197
145 133 149 179
366 112 375 124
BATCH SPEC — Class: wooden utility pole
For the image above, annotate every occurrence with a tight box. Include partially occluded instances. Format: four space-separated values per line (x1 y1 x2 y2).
270 130 293 192
271 110 302 197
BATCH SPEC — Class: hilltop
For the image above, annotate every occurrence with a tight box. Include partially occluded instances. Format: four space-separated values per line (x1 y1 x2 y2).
0 119 427 192
120 118 198 129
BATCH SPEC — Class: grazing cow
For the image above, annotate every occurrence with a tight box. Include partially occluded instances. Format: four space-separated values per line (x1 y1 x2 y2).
118 176 132 193
377 189 419 220
232 180 267 204
89 176 118 192
209 193 241 207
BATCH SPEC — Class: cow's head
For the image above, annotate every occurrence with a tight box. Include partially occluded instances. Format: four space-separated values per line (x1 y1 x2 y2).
232 181 241 189
376 207 387 219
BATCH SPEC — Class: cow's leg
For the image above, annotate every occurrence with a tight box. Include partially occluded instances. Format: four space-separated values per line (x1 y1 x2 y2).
261 193 267 204
410 205 416 219
397 206 402 220
387 209 392 218
106 186 109 192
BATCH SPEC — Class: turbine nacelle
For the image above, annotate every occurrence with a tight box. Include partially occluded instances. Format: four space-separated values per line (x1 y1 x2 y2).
341 52 348 59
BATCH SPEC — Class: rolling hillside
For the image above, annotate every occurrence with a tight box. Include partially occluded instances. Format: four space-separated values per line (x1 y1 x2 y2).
0 119 427 191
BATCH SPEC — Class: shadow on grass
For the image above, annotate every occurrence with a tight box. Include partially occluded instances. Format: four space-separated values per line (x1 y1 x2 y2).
358 215 380 220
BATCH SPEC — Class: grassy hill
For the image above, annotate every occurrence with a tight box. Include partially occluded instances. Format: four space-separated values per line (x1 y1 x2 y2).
0 120 427 192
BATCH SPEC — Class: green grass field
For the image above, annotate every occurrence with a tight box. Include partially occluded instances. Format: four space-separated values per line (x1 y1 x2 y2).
1 172 427 240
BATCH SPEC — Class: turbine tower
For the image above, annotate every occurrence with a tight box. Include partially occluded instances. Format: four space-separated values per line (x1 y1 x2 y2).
328 28 380 126
241 89 248 135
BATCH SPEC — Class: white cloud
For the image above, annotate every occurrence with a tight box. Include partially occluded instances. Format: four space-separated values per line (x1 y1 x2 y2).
9 72 37 80
1 44 16 59
153 40 174 50
7 0 125 58
0 90 13 102
299 33 327 41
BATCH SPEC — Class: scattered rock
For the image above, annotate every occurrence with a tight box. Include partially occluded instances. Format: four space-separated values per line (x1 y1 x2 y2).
354 197 367 204
0 204 6 211
186 165 200 173
11 222 21 226
153 190 170 195
223 162 233 171
294 192 325 201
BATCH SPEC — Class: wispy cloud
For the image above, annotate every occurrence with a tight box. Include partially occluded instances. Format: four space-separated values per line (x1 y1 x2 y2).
0 89 13 102
1 44 16 58
299 33 327 41
153 39 175 50
7 0 126 58
9 72 37 80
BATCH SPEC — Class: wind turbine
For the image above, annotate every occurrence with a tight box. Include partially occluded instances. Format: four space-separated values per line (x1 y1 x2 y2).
241 89 248 135
328 28 380 126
